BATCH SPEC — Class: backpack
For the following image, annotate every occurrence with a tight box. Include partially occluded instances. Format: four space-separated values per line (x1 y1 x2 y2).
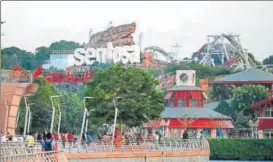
44 139 52 151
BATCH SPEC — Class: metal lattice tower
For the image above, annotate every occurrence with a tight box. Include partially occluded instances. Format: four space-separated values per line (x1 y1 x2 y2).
172 42 182 61
193 33 255 69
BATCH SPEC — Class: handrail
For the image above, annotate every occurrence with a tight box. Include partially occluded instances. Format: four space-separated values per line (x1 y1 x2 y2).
0 139 209 161
58 138 209 153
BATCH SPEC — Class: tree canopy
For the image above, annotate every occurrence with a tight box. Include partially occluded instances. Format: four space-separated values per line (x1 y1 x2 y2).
230 84 268 128
263 55 273 65
1 40 82 70
85 65 164 127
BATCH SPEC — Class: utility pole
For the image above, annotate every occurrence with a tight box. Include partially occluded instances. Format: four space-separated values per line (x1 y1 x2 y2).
172 42 182 61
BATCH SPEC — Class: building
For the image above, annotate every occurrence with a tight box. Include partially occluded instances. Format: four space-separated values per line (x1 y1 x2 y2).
42 50 75 70
144 70 234 138
213 67 273 139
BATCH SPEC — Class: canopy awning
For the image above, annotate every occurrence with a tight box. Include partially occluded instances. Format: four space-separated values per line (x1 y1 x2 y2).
168 118 234 129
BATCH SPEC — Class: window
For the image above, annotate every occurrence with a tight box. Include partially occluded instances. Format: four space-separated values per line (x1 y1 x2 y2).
178 99 186 107
264 108 273 117
190 99 197 107
264 129 273 139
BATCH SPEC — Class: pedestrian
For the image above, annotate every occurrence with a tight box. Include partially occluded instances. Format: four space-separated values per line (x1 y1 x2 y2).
200 131 204 140
183 130 189 139
44 132 54 151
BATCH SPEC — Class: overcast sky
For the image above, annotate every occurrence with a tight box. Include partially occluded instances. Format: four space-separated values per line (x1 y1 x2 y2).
1 1 273 61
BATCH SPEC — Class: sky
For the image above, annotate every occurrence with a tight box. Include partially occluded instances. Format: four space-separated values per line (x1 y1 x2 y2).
1 1 273 61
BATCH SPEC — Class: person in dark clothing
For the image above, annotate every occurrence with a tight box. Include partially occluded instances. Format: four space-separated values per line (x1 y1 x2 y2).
183 130 189 139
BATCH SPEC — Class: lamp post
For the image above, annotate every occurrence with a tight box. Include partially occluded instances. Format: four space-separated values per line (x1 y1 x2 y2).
80 97 94 140
27 103 35 134
50 95 61 134
23 94 34 136
111 96 122 145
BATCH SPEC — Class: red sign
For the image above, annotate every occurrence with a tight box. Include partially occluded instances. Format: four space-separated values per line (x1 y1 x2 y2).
33 66 94 84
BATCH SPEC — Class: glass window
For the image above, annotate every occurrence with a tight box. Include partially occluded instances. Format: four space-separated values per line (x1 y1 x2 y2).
264 108 272 117
190 99 197 107
178 99 186 107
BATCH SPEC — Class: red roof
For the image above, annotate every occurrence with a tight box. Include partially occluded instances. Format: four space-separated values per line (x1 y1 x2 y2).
251 97 273 109
258 118 273 130
168 119 234 129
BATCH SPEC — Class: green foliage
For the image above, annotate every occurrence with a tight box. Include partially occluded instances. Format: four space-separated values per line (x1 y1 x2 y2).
59 92 84 134
215 100 233 117
263 55 273 65
209 84 231 101
1 40 82 70
85 65 164 127
208 138 273 160
17 76 59 133
231 84 268 128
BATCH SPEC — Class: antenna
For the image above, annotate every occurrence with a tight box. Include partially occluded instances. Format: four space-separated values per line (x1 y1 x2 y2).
172 42 182 61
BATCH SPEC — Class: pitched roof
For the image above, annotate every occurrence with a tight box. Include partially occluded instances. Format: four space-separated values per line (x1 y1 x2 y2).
161 107 231 119
213 68 273 84
167 85 201 91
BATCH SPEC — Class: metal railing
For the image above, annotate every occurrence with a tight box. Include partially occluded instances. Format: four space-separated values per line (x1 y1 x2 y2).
0 142 67 162
58 138 210 153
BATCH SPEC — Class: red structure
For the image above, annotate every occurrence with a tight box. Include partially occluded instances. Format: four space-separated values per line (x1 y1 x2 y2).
144 70 234 138
32 66 94 84
213 68 273 139
251 97 273 139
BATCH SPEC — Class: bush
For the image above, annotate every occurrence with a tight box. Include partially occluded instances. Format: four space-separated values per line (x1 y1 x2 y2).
208 138 273 160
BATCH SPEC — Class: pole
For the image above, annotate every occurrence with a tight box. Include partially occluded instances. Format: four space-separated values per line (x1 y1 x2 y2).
112 98 118 145
80 108 87 140
23 96 29 136
85 111 89 133
27 111 31 133
50 97 55 134
58 111 61 135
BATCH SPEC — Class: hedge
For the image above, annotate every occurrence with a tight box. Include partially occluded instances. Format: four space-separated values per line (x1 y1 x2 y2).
208 138 273 160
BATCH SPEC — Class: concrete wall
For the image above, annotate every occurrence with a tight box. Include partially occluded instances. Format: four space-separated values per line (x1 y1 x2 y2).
0 83 39 133
65 150 210 162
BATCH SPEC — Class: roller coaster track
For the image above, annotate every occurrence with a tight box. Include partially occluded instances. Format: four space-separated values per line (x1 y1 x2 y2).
144 46 173 61
222 34 256 67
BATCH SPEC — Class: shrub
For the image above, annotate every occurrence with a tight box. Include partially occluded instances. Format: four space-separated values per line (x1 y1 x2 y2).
208 138 273 160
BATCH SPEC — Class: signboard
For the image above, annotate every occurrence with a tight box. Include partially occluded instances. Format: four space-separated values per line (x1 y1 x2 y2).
87 22 136 48
73 43 140 66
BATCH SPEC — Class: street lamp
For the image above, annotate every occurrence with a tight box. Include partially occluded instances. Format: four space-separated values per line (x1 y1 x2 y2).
111 96 123 145
50 95 61 134
80 97 95 140
23 94 34 136
27 103 35 134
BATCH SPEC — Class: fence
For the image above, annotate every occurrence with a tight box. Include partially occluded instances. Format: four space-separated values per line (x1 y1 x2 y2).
0 142 67 162
59 138 210 153
0 139 209 161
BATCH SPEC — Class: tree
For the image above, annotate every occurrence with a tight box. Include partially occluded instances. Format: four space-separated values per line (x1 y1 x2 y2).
215 100 233 117
209 84 231 101
85 65 164 128
230 84 268 128
17 76 59 133
263 55 273 65
59 92 84 134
